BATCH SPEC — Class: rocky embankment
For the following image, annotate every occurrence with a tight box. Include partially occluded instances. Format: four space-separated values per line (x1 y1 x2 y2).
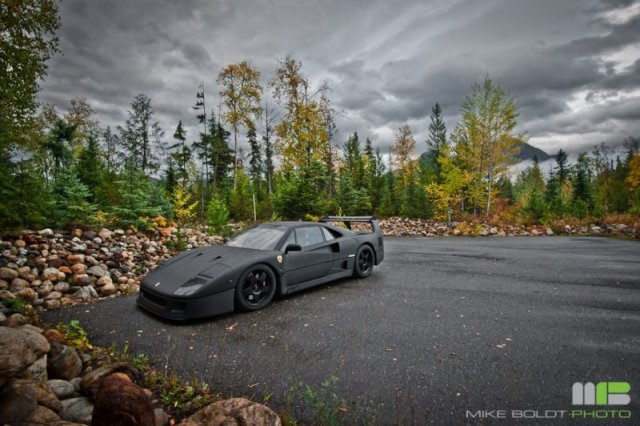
377 217 639 238
0 323 282 425
0 227 222 320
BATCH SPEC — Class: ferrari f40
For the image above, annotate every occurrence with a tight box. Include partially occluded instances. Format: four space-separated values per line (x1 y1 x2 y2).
137 216 384 320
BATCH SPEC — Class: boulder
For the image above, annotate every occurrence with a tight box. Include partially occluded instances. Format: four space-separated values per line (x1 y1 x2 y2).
91 373 155 426
22 354 48 382
96 275 112 287
31 405 62 423
11 379 63 413
38 228 54 237
80 362 139 398
67 254 85 265
0 267 19 282
72 273 91 286
47 379 76 400
10 277 31 292
100 282 117 296
70 263 86 275
54 281 71 293
43 329 65 344
47 342 83 380
0 379 38 424
71 286 93 302
154 408 169 426
5 313 29 328
45 299 62 309
179 398 282 426
42 267 61 282
45 291 63 300
86 265 107 278
98 228 113 241
59 397 93 424
15 287 38 303
38 280 54 296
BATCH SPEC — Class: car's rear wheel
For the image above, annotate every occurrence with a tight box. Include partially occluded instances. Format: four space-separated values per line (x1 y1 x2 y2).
353 245 374 278
235 265 277 311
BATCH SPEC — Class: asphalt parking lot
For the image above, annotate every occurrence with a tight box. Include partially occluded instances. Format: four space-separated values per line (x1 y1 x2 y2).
42 236 640 424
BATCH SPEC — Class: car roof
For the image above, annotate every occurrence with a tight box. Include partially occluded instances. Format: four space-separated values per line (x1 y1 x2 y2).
261 221 325 228
259 221 351 233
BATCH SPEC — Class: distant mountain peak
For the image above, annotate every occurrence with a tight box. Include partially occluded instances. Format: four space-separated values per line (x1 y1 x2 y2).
514 142 551 162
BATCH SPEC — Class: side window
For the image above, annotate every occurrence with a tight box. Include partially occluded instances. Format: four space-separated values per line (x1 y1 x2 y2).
321 226 336 241
280 231 296 250
295 226 325 248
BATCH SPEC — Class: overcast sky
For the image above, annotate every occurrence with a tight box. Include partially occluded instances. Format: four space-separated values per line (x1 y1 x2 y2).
38 0 640 158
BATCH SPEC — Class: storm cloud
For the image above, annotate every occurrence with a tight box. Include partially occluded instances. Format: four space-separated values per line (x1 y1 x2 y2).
38 0 640 157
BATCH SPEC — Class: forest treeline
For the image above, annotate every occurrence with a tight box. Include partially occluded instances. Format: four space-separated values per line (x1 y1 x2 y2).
2 1 640 233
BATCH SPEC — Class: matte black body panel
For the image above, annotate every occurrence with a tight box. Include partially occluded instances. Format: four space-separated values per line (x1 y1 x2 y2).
137 219 384 320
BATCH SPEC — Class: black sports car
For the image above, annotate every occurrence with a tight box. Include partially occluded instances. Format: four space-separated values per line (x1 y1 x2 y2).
137 216 384 320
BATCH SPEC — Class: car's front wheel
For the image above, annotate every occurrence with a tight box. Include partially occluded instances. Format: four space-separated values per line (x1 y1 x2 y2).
235 265 277 311
353 245 374 278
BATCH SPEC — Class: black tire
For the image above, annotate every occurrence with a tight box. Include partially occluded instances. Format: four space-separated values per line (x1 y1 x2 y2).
235 265 277 311
353 245 374 278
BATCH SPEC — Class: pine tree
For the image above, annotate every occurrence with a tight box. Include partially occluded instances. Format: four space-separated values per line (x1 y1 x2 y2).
426 102 447 182
247 125 262 193
572 152 593 218
75 130 105 201
170 120 191 186
555 149 569 184
51 168 96 227
119 94 165 175
343 132 365 189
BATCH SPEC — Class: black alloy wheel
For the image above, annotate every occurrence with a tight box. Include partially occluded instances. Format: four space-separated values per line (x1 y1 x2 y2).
235 265 277 311
354 245 374 278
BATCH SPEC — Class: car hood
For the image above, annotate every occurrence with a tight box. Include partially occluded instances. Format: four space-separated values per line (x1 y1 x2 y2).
142 245 276 295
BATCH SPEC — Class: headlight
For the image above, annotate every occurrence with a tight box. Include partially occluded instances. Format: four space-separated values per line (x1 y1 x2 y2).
173 276 208 296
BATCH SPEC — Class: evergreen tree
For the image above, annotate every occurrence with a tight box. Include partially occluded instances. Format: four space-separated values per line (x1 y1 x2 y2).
111 167 161 229
364 139 385 211
425 102 447 182
119 94 165 175
335 172 371 215
208 114 234 191
170 120 191 186
572 152 593 217
0 158 51 228
555 149 569 184
50 168 96 227
75 130 106 204
247 125 262 193
343 132 365 189
164 156 177 196
44 118 75 179
102 126 120 174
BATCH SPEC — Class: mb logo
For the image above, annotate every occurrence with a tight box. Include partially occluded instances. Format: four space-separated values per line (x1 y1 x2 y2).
572 382 631 406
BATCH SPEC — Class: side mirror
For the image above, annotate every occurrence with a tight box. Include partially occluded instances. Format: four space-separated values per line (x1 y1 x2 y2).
284 243 302 254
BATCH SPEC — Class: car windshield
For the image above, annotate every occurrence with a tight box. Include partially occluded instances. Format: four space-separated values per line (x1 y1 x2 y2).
226 225 288 250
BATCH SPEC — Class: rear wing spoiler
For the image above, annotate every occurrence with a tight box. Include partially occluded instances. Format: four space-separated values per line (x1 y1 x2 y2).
319 215 381 234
